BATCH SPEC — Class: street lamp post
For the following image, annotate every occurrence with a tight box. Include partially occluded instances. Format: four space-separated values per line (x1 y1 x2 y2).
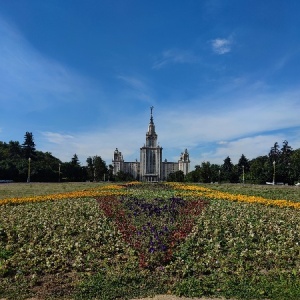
242 165 245 184
27 157 31 183
273 161 276 185
58 163 61 182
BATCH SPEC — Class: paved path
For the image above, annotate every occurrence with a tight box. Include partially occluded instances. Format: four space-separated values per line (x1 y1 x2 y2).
133 295 226 300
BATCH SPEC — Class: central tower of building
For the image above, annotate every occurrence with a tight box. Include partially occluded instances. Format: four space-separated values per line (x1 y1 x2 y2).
140 106 163 182
112 106 190 181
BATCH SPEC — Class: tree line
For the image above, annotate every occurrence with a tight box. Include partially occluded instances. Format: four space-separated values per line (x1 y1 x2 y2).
168 140 300 184
0 132 112 182
1 133 300 184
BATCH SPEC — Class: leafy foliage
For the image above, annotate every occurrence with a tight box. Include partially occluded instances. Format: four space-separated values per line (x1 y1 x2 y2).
114 170 135 181
86 155 108 181
167 170 185 182
22 132 36 159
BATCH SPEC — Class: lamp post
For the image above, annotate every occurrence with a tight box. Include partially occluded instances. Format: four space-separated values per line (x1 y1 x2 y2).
27 157 31 183
242 165 245 184
272 161 276 185
58 163 61 182
288 162 290 185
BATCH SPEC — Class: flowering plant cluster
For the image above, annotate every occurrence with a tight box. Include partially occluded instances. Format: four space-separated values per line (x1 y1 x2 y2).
97 194 208 269
168 182 300 209
0 184 126 206
1 182 300 299
1 181 299 210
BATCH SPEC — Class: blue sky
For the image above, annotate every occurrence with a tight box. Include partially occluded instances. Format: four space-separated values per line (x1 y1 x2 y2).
1 0 300 168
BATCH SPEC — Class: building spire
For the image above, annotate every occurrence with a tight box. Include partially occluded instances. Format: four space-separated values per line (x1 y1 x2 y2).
147 105 156 138
150 106 154 122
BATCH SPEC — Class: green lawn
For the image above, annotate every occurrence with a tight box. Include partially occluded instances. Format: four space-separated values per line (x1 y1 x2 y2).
0 182 105 200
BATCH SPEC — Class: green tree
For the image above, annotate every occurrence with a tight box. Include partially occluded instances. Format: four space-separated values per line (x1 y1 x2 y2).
8 141 22 159
221 156 238 182
280 140 293 184
185 169 200 182
281 140 293 162
0 160 19 180
22 132 36 158
108 164 114 181
268 141 293 184
63 154 86 182
200 161 212 183
167 170 185 182
71 154 80 166
30 151 62 182
86 156 94 180
86 155 108 181
238 154 250 183
114 171 134 182
0 141 8 160
269 142 281 163
290 149 300 184
210 164 221 183
249 155 269 184
268 142 282 183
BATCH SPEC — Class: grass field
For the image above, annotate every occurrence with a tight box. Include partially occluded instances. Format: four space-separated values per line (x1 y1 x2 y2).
1 182 300 299
0 182 104 200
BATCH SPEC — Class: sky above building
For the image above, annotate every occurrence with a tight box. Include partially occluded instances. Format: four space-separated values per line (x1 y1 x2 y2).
1 0 300 168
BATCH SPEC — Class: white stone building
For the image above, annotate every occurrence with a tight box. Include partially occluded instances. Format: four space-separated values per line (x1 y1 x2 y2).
112 107 190 181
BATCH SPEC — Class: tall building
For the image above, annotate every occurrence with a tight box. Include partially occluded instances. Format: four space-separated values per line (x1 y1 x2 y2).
112 107 190 181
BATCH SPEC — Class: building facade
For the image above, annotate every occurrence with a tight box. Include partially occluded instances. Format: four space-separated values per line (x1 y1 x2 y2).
112 107 190 181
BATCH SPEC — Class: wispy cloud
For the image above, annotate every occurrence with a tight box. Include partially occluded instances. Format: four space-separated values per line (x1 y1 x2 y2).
41 132 74 144
199 135 283 165
153 48 199 69
39 85 300 167
211 38 232 54
117 75 147 91
198 129 300 166
116 75 154 105
155 87 300 166
160 90 300 144
0 16 101 113
40 124 146 164
272 50 300 73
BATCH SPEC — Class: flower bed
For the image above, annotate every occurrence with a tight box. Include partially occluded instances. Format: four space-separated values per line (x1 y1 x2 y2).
97 194 208 269
1 182 300 299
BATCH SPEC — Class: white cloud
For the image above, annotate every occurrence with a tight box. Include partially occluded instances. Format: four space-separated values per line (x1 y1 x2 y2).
205 135 280 164
39 124 146 165
211 38 232 54
30 69 300 167
154 87 300 167
160 87 300 145
41 132 74 144
39 86 300 167
153 48 199 69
